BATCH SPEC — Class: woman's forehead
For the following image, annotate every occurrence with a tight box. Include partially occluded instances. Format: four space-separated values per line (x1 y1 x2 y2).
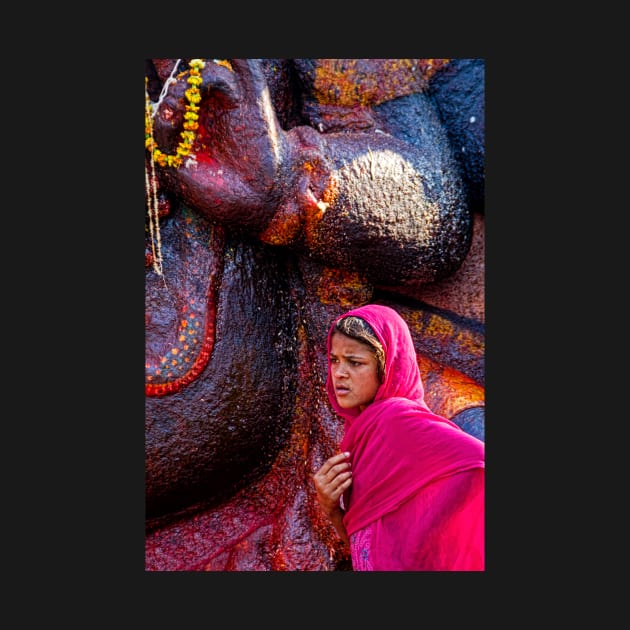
330 332 375 356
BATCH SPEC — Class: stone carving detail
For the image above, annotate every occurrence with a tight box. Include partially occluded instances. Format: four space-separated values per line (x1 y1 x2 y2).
145 58 485 570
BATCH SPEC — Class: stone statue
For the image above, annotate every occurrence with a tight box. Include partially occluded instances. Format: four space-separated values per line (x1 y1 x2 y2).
145 58 485 570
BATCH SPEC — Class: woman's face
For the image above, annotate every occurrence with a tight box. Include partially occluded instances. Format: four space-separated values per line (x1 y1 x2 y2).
329 331 381 412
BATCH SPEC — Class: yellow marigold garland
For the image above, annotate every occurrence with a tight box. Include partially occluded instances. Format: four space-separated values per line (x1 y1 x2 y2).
145 59 206 277
145 60 233 278
145 58 205 169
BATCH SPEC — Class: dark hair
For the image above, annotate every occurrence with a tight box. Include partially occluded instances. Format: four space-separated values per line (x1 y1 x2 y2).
334 316 386 382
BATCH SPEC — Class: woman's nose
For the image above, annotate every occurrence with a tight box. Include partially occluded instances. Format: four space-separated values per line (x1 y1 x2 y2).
333 364 348 378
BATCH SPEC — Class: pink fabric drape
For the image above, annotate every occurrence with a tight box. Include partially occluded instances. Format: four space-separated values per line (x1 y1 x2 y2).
326 304 485 571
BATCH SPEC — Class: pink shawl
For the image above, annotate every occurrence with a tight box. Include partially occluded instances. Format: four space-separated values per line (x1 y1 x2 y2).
326 304 484 567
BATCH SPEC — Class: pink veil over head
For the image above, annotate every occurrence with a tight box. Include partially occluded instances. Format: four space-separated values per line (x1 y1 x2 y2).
325 304 485 549
326 303 431 421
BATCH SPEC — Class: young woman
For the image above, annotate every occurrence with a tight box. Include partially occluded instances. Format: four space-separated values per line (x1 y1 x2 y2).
313 304 485 571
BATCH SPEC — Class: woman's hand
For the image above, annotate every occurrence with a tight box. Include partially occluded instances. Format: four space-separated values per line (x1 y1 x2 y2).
313 452 352 545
